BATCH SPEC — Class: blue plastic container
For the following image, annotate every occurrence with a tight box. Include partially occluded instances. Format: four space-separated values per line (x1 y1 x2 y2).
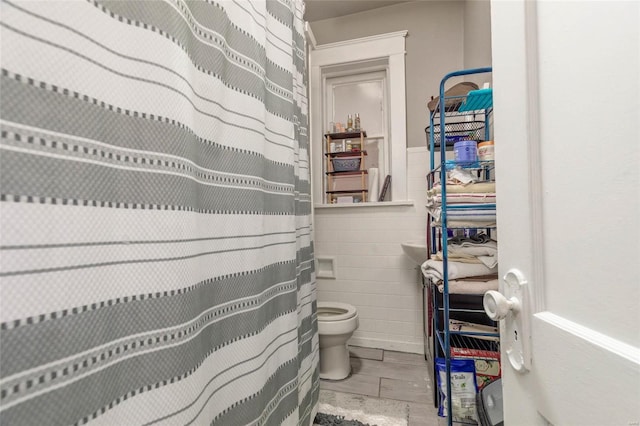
454 140 478 162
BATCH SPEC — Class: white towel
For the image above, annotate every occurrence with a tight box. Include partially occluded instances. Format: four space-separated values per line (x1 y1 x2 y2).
421 259 498 281
437 279 499 295
426 192 497 207
427 182 496 195
450 239 497 253
449 240 498 268
448 168 478 185
368 168 379 202
431 220 497 228
431 252 483 264
427 205 497 225
432 251 497 269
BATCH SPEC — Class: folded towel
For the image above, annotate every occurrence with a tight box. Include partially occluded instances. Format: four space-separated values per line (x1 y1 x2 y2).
430 219 497 228
450 239 497 253
428 205 496 223
426 192 497 207
437 279 499 295
427 204 497 231
432 239 498 268
448 234 494 245
430 253 494 268
448 168 478 185
449 239 498 268
428 182 496 195
421 259 498 281
431 252 483 264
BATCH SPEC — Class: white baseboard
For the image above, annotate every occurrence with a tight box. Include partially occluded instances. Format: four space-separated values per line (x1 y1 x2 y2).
348 336 424 355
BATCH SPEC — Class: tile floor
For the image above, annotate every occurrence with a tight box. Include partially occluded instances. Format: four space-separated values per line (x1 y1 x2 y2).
319 346 444 426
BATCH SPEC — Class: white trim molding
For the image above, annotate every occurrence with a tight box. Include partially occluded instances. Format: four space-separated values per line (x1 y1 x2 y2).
532 311 640 425
314 200 414 210
309 31 408 205
304 21 317 50
535 312 640 365
349 336 423 355
312 30 408 55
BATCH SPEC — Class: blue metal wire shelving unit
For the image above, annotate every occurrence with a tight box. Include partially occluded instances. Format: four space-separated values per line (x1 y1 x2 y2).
426 67 500 426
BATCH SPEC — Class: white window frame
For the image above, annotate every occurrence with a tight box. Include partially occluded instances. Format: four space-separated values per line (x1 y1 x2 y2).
324 71 388 200
308 30 408 205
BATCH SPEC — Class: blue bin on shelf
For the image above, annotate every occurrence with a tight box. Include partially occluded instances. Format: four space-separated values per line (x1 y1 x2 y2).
459 88 493 112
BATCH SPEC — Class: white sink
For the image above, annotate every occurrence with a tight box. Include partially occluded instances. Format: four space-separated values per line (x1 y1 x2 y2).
401 240 428 266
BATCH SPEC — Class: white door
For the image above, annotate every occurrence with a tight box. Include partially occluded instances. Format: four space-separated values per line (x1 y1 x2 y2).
490 1 640 425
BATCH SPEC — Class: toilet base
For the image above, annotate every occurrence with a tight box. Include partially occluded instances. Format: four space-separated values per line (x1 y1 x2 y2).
319 343 351 380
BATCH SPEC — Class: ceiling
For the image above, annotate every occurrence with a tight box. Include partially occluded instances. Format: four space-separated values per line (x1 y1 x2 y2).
304 0 413 22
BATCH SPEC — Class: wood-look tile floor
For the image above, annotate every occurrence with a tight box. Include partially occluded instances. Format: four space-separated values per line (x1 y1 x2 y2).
319 346 445 426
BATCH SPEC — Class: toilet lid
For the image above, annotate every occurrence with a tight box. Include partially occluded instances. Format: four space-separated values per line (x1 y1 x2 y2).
317 302 357 322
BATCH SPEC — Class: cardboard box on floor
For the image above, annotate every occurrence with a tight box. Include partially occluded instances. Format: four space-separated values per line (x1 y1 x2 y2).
451 347 501 390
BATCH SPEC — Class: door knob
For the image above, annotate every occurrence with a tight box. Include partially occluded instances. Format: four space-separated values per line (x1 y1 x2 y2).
484 269 531 373
483 290 521 321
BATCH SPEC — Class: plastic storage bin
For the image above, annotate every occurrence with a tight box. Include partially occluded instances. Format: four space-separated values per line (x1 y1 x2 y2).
454 140 478 162
476 378 504 426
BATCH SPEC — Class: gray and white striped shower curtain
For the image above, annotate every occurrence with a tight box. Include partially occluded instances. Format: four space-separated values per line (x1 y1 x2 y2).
0 0 318 424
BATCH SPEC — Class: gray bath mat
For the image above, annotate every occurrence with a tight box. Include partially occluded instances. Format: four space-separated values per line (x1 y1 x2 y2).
314 412 372 425
315 390 409 426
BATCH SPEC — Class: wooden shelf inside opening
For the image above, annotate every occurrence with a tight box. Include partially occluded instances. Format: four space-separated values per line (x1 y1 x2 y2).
324 131 367 139
324 131 369 203
325 170 369 176
326 189 369 194
325 150 367 157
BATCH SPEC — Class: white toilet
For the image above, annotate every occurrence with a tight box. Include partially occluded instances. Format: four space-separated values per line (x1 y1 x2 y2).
317 302 359 380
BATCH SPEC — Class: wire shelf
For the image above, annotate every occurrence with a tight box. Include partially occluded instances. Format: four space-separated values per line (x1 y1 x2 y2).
443 160 495 171
425 119 485 146
436 331 500 353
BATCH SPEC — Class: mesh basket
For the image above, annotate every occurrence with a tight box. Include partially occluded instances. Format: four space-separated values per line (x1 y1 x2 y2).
425 120 486 147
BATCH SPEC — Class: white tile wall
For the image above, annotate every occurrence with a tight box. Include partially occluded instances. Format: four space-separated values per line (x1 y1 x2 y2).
314 148 432 354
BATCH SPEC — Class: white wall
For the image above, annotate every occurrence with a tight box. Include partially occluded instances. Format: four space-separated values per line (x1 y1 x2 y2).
310 1 494 352
314 148 431 353
463 0 493 86
310 1 466 148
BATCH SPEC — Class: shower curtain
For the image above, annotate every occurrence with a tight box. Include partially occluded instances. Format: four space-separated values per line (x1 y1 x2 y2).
0 0 318 425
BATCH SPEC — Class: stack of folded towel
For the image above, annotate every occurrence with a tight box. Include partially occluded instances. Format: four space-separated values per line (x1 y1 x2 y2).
421 234 499 295
435 234 498 268
426 181 497 227
436 277 498 295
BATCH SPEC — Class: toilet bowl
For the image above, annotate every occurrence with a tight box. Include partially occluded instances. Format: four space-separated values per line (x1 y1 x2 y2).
317 302 359 380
